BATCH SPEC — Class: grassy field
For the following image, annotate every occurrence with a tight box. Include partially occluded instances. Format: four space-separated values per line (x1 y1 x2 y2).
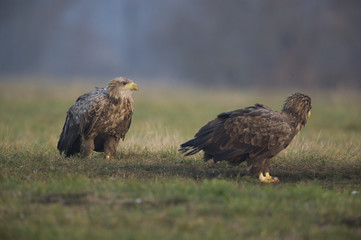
0 81 360 239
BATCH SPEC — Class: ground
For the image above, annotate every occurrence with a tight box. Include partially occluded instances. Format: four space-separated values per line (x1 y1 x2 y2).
0 81 360 239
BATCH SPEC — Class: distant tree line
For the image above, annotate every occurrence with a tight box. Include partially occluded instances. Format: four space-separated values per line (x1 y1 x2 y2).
0 0 360 88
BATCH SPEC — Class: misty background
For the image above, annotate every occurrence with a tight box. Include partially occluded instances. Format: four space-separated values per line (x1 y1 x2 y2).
1 0 361 88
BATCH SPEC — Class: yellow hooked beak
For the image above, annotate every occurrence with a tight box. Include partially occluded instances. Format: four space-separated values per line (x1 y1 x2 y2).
307 111 311 120
124 82 139 92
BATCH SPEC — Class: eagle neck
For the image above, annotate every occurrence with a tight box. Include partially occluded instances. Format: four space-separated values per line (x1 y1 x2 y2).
282 110 301 131
108 91 133 105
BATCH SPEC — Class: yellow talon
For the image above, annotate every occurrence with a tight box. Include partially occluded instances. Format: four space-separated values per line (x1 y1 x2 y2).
259 172 279 183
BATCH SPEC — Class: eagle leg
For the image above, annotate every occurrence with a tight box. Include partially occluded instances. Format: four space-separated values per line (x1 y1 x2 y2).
104 136 118 159
81 137 95 157
259 172 279 183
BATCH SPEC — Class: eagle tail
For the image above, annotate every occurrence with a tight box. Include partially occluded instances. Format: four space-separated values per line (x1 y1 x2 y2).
178 139 201 156
57 114 81 157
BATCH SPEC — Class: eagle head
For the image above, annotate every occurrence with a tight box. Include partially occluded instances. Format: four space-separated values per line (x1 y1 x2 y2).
282 93 312 126
107 77 139 101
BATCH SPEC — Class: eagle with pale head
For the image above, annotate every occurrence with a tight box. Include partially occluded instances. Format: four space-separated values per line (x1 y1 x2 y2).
57 77 139 158
179 93 312 183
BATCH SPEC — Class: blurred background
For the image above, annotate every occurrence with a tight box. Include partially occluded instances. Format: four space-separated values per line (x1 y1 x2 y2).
1 0 361 88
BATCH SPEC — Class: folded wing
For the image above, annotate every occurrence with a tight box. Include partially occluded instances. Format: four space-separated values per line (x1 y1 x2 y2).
57 89 107 156
180 104 293 163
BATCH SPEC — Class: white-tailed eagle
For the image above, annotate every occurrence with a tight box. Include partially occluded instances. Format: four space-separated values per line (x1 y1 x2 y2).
57 77 139 158
179 93 312 183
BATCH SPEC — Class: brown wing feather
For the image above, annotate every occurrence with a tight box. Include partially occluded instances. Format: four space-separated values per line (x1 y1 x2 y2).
57 89 107 156
180 104 294 163
220 111 292 158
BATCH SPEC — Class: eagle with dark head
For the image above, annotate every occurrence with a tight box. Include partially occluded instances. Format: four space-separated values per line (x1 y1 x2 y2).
179 93 311 183
57 77 139 158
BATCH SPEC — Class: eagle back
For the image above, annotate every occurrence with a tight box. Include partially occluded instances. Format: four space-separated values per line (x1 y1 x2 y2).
227 106 296 158
68 89 107 135
196 104 297 161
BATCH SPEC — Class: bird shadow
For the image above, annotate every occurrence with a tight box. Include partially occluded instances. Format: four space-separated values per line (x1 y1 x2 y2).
53 151 361 185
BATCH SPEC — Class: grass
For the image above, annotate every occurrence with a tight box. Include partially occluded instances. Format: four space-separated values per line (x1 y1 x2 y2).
0 80 361 239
